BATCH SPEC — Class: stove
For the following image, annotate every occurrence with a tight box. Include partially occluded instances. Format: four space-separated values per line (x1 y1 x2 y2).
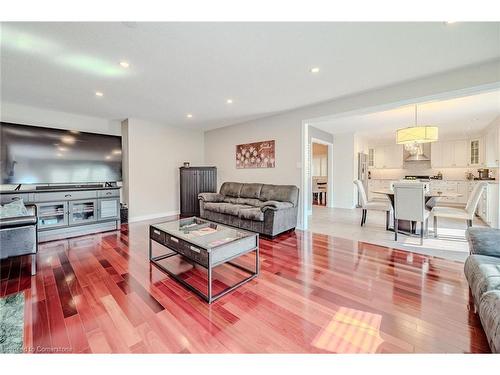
404 175 430 181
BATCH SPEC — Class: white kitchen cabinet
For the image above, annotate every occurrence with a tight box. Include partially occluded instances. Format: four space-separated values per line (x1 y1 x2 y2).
431 140 468 168
431 142 443 168
484 125 499 168
468 139 483 167
373 145 403 169
373 147 385 169
454 140 468 167
456 182 468 205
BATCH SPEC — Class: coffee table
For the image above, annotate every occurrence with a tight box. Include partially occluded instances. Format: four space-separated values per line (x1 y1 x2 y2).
149 217 259 303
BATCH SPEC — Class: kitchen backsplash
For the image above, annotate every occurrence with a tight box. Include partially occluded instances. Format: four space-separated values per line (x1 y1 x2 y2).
370 167 498 180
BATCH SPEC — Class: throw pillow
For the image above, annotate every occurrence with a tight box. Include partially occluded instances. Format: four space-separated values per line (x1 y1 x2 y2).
0 199 29 218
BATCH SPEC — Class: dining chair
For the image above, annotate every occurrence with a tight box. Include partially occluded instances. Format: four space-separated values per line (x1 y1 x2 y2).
353 180 392 229
393 182 429 245
431 181 488 238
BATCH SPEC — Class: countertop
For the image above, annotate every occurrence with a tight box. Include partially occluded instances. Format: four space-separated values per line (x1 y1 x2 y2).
0 186 121 194
368 178 498 183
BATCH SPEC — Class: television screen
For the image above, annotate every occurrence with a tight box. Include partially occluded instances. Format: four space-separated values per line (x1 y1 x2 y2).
0 122 122 184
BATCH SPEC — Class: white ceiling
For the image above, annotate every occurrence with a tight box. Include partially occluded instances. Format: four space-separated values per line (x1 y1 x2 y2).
1 22 499 130
313 90 500 142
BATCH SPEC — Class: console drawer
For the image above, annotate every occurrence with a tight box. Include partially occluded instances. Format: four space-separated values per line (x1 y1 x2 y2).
34 190 98 202
98 189 120 198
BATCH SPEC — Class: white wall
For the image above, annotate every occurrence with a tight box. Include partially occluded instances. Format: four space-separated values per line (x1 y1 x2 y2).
204 111 302 187
332 132 356 209
123 118 204 222
0 102 121 135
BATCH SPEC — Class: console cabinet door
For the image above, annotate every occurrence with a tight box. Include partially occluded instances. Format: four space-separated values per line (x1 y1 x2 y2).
98 198 120 220
37 201 69 229
69 199 97 225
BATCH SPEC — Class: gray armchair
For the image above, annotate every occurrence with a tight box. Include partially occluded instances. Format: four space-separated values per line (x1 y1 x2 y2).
0 204 38 275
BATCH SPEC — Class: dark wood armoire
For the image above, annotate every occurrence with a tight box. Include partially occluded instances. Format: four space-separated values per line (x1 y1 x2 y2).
179 166 217 217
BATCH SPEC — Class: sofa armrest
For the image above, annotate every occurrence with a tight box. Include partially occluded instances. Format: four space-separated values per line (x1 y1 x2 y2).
198 192 224 202
0 215 37 229
261 200 294 212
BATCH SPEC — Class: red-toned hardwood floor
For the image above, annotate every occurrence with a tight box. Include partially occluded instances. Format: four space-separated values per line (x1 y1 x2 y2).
0 218 490 353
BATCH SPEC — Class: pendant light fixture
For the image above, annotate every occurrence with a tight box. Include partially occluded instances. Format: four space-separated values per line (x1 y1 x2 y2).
396 105 438 145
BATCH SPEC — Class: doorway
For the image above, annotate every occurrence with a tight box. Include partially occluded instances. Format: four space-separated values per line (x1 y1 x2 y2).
312 142 328 206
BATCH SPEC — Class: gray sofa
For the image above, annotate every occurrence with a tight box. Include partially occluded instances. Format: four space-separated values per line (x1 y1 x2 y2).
464 227 500 353
198 182 299 237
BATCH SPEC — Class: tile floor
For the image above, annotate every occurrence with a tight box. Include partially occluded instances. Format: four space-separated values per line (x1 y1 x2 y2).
308 206 487 261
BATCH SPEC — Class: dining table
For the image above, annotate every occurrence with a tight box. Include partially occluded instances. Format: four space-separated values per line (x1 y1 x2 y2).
370 189 463 234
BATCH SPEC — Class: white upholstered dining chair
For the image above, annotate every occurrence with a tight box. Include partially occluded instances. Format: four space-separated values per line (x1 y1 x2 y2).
393 182 429 245
353 180 392 229
431 181 488 238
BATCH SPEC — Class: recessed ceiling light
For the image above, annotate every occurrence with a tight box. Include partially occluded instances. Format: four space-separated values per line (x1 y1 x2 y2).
95 91 104 97
119 61 130 68
58 147 68 152
310 67 320 73
56 153 63 157
186 114 193 118
105 155 111 160
226 99 233 104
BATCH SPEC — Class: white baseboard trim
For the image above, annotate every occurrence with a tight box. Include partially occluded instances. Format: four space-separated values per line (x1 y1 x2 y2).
128 210 179 223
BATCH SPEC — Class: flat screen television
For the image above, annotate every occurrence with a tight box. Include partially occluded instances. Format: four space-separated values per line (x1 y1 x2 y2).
0 122 122 184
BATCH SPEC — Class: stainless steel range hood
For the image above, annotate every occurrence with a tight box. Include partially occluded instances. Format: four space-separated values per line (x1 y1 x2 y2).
404 143 431 162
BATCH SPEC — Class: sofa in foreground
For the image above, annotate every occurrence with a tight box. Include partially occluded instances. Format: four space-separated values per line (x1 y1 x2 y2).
198 182 299 237
464 227 500 353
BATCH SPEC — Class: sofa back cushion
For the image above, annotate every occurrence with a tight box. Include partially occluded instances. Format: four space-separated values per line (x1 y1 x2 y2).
240 183 263 199
260 184 299 206
220 182 243 197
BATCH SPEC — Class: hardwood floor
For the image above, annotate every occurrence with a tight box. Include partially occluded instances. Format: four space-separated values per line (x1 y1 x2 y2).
0 217 490 353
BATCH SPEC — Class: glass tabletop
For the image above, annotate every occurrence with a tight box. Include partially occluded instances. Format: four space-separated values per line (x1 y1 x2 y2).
151 217 256 250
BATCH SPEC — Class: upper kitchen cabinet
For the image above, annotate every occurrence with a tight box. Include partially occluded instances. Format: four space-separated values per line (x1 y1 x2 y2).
373 144 403 169
431 140 468 168
468 138 482 166
484 125 499 167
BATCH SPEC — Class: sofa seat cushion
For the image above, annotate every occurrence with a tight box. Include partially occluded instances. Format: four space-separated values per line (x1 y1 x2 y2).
238 207 264 222
479 290 500 353
467 228 500 258
222 197 264 207
203 202 251 217
464 255 500 304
